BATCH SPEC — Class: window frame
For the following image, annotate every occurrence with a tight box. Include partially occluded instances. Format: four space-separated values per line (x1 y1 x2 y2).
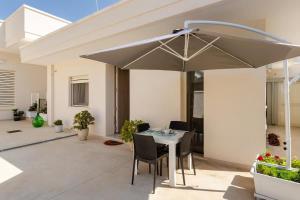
69 75 89 107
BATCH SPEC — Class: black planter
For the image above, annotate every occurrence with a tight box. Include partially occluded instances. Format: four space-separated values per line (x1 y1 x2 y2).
13 115 21 121
13 111 24 121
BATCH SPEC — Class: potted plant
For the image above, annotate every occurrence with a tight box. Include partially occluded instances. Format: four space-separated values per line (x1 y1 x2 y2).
251 152 300 200
26 102 38 118
73 110 95 141
53 120 63 133
12 109 24 121
39 101 47 121
120 120 143 150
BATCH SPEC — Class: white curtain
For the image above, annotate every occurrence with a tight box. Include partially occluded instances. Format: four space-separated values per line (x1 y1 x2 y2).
72 83 89 106
266 82 279 125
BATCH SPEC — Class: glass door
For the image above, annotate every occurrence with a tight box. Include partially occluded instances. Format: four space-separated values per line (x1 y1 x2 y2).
187 71 204 154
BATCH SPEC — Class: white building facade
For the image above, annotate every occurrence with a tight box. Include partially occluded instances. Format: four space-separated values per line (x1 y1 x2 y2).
1 0 300 167
0 5 70 120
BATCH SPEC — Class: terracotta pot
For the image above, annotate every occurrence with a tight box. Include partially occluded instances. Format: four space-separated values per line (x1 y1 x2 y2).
77 129 89 141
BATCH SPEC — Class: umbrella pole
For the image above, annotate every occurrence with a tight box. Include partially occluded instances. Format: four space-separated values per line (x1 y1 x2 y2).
283 60 292 170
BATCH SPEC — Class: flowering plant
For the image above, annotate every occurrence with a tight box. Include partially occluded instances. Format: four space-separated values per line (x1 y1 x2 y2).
256 152 300 183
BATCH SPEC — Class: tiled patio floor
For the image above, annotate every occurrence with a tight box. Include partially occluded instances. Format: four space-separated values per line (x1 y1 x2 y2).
0 120 75 151
0 135 254 200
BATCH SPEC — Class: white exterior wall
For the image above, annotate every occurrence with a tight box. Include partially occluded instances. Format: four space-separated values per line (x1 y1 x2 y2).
52 58 113 136
4 9 25 47
274 82 300 127
130 70 182 128
204 68 266 166
0 52 46 120
4 5 70 50
24 7 70 41
0 21 5 49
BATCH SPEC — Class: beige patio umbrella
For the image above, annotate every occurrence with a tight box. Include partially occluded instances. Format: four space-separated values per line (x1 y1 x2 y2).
81 28 300 72
81 20 300 170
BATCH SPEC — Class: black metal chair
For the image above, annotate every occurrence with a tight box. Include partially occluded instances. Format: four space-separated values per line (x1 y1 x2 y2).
136 122 165 175
169 121 189 131
131 134 168 193
169 121 190 168
177 131 196 186
137 123 150 132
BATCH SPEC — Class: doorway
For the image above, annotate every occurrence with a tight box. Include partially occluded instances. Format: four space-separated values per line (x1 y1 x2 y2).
187 71 204 154
115 67 130 134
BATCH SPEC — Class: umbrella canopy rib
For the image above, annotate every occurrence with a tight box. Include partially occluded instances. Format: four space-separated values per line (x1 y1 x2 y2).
121 34 182 69
158 41 183 58
187 36 220 61
190 33 255 68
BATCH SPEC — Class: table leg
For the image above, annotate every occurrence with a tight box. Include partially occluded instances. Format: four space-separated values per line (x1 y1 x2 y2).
169 143 176 187
188 153 192 170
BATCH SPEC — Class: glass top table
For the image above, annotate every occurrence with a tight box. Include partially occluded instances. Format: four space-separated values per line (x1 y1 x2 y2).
139 129 185 145
136 129 190 187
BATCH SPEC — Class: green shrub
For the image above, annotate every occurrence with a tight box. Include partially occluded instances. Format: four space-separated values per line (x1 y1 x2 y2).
256 152 300 183
120 120 143 143
292 159 300 168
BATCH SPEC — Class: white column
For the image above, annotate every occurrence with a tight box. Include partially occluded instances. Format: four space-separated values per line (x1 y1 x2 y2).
47 65 54 126
169 142 176 187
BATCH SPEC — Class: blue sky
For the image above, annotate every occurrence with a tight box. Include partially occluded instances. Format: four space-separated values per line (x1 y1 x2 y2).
0 0 120 22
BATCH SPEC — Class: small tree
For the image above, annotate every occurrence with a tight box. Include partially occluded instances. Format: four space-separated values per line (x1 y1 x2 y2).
120 120 143 143
73 110 95 130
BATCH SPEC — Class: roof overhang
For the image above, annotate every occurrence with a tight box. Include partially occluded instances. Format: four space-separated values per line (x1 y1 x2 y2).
19 0 223 65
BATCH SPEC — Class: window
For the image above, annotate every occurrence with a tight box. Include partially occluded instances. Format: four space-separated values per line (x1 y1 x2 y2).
70 75 89 107
0 70 15 108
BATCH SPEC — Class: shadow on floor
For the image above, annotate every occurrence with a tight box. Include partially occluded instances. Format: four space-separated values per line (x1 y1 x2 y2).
223 175 255 200
231 175 254 191
192 157 250 172
223 186 254 200
159 184 226 193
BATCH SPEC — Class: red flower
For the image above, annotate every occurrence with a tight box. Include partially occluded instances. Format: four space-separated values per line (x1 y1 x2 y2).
257 155 264 161
275 155 280 159
265 152 271 157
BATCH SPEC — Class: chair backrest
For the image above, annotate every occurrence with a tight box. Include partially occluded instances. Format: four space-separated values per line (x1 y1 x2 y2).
133 134 157 161
169 121 189 131
137 123 150 133
179 131 195 156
